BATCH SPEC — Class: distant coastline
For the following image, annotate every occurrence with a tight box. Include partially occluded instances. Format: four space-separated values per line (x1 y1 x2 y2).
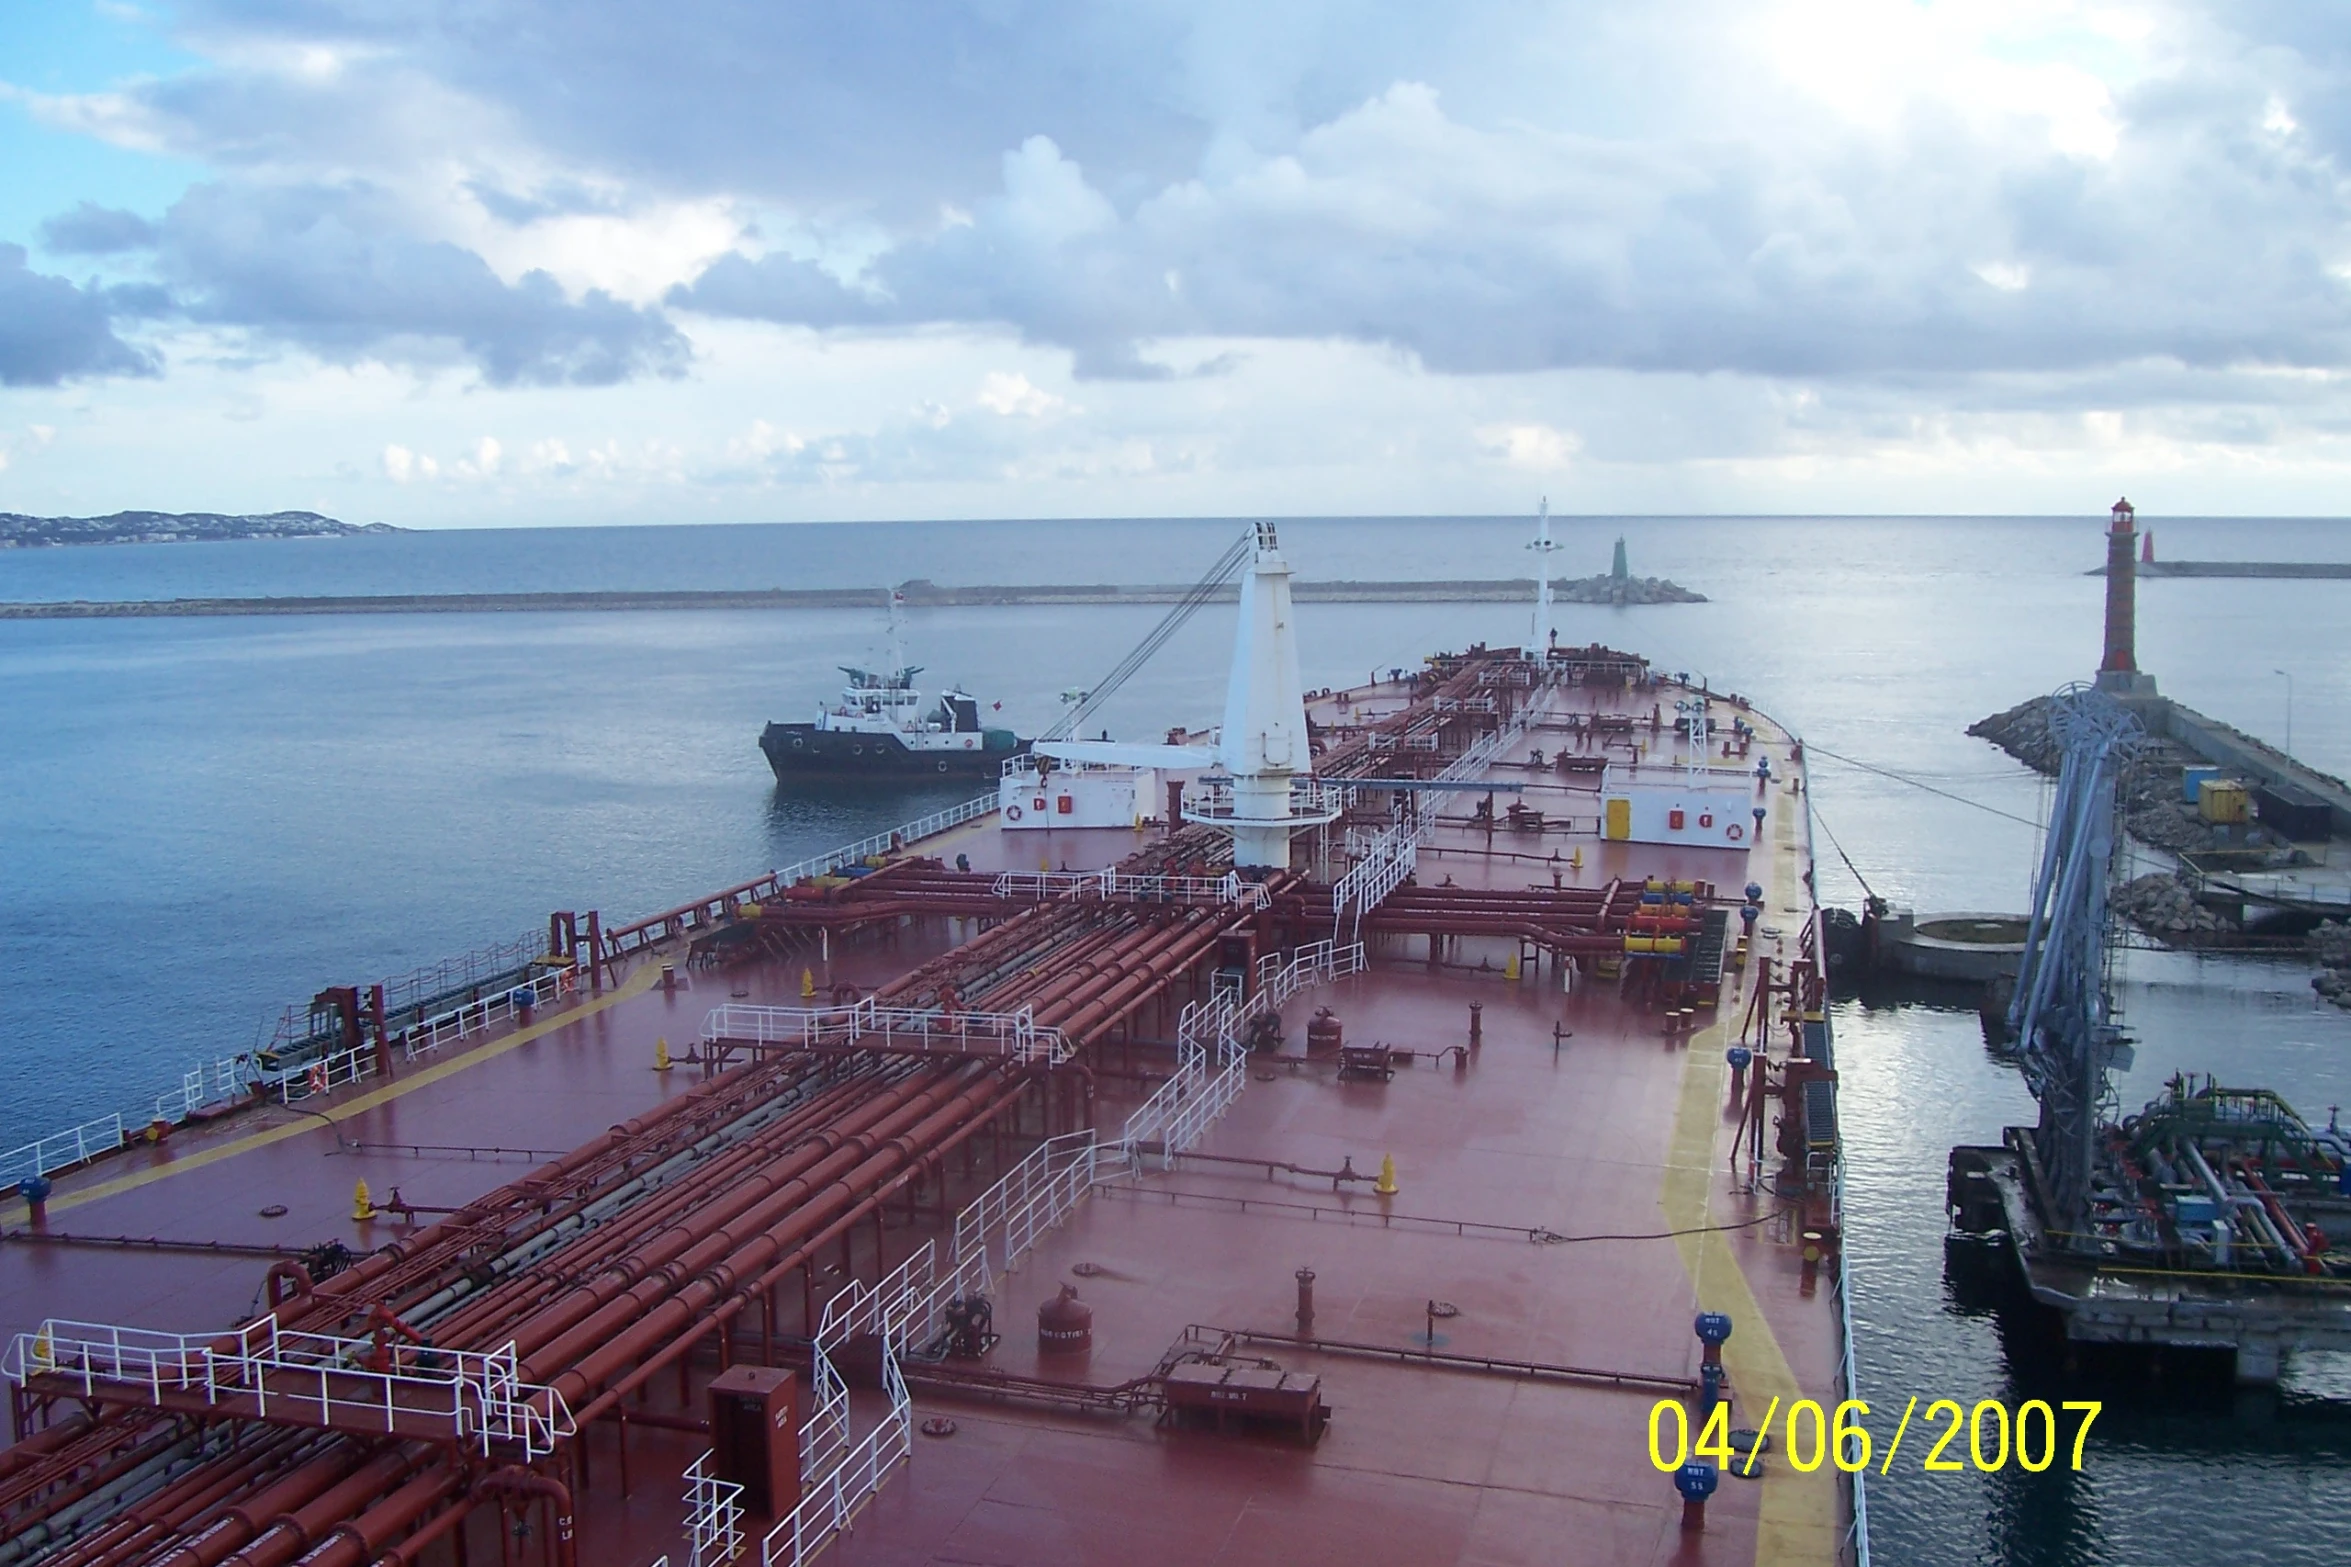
0 574 1706 620
0 510 401 549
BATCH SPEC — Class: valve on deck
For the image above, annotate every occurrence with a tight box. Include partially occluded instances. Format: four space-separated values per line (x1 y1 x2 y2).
1676 1461 1719 1531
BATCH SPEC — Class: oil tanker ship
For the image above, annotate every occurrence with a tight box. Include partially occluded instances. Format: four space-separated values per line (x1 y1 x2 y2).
0 522 1859 1567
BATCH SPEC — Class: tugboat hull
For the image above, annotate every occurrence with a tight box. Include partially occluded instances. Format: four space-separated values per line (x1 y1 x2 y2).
760 722 1025 779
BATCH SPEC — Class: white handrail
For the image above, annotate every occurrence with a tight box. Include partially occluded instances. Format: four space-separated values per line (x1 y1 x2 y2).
393 963 578 1062
701 1001 1070 1067
684 1451 745 1567
0 1114 126 1191
773 794 998 889
3 1320 573 1458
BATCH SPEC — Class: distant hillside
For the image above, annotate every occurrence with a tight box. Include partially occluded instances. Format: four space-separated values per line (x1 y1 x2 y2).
0 510 402 548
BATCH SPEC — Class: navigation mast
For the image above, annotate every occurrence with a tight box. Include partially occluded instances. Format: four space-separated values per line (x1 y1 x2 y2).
1527 497 1560 654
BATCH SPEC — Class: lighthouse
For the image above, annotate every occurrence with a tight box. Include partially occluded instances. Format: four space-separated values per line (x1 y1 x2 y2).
2093 498 2158 697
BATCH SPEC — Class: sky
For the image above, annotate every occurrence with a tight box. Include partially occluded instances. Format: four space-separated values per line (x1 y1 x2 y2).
0 0 2347 526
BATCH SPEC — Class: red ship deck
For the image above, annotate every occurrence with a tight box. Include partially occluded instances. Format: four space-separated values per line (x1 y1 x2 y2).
0 653 1851 1567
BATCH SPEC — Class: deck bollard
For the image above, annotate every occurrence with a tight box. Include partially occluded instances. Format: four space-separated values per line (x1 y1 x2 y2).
22 1175 50 1229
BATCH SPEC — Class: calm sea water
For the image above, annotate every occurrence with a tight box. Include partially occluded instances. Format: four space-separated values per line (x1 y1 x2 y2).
3 514 2348 1562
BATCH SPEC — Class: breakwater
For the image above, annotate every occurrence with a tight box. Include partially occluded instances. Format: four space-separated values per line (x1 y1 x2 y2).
0 573 1705 619
1972 692 2351 843
2087 560 2351 578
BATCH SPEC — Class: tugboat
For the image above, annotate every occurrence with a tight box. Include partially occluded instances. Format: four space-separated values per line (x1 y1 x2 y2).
759 592 1026 780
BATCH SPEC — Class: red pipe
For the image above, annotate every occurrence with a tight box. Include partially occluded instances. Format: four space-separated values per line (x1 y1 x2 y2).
571 1066 1037 1425
293 1466 468 1567
540 1066 1029 1410
475 1471 575 1567
426 1069 901 1350
494 1073 947 1363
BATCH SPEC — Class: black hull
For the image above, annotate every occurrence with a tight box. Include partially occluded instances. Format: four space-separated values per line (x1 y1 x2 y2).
760 722 1026 780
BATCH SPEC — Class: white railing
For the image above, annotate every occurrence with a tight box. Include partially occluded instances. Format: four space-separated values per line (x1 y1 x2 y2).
797 1330 850 1482
1434 704 1534 784
1181 777 1346 827
155 1059 244 1124
987 869 1270 911
684 1451 745 1567
1117 941 1365 1163
379 928 547 1020
276 1041 378 1105
3 1319 573 1458
394 963 579 1061
1331 824 1417 943
0 1114 126 1192
761 1338 911 1567
951 1131 1099 1279
776 795 998 888
701 1000 1071 1068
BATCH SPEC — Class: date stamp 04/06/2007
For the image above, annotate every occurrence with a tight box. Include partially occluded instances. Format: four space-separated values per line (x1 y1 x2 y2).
1647 1397 2103 1477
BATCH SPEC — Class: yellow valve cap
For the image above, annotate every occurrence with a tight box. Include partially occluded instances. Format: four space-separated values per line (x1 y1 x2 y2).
352 1179 375 1221
800 967 816 998
653 1037 673 1071
1374 1154 1399 1196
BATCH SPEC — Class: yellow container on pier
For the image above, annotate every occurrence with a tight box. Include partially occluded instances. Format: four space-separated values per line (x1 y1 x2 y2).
2198 779 2249 824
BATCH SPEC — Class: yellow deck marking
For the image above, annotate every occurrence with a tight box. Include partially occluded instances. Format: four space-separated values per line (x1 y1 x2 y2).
9 961 663 1223
1660 731 1839 1567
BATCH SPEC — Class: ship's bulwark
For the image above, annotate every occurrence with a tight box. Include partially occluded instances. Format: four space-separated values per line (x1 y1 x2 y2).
0 648 1846 1567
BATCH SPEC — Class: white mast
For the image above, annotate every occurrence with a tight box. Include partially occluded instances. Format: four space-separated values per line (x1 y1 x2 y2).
1527 497 1559 655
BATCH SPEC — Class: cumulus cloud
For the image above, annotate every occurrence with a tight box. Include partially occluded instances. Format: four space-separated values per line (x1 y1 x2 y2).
124 183 693 385
1479 423 1581 470
49 3 2351 389
664 72 2351 381
13 0 2351 502
380 443 436 481
976 371 1071 419
0 245 158 385
39 202 160 254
